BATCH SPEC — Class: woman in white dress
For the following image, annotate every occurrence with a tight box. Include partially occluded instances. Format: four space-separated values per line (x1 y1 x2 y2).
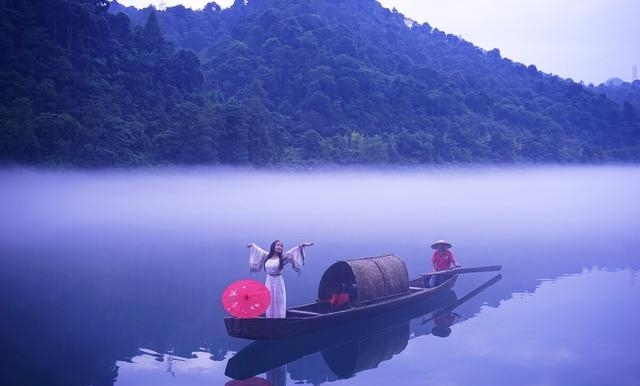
247 240 313 318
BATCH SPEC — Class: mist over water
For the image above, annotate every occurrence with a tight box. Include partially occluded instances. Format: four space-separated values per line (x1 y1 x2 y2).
2 165 639 258
1 165 639 386
2 164 639 309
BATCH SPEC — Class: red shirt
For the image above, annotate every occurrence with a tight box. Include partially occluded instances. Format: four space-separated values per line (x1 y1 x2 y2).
432 249 457 271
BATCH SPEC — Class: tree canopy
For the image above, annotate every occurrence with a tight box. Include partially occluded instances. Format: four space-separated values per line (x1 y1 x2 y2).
1 0 639 167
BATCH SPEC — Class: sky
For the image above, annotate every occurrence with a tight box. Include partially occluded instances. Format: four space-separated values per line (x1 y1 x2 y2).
115 0 640 85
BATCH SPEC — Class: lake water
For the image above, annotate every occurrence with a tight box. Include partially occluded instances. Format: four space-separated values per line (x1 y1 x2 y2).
1 165 639 386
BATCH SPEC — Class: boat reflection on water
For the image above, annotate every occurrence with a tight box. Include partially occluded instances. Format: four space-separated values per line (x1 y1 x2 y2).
225 274 502 382
321 321 410 379
420 273 504 338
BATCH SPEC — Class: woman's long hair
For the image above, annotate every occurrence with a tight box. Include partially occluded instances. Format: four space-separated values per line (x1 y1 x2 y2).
266 240 284 271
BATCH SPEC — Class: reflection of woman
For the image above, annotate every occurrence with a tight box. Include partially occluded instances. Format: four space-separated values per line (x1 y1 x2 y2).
267 364 287 386
247 240 313 318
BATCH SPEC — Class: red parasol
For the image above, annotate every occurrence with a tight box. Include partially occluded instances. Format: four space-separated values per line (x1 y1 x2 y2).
221 279 271 318
225 377 271 386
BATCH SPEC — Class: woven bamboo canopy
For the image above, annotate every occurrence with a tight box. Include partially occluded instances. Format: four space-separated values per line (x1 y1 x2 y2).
317 253 409 306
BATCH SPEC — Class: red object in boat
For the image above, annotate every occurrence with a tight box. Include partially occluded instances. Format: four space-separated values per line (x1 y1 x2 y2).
328 292 350 307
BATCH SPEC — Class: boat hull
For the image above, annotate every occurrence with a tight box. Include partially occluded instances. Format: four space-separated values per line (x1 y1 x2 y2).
224 274 457 340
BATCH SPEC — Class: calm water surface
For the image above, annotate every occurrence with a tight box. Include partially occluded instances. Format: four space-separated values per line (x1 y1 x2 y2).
1 165 639 386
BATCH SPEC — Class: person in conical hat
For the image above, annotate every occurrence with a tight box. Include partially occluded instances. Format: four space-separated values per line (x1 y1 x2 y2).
430 239 460 286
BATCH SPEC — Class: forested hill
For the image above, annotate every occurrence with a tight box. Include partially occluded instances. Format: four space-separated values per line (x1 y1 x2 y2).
1 0 639 167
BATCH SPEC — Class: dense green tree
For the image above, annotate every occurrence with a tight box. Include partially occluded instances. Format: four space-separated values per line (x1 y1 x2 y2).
1 0 639 167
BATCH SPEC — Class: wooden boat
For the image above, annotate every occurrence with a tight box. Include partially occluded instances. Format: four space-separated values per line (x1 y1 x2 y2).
224 253 501 340
226 288 457 379
226 273 503 380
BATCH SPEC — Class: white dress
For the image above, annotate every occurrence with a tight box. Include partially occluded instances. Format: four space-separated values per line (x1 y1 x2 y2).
248 243 306 318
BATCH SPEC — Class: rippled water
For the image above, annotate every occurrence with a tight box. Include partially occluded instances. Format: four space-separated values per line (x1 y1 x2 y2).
1 165 639 386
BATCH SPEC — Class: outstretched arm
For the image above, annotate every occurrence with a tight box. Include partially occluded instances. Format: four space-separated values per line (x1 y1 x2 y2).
284 242 314 273
248 243 268 273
